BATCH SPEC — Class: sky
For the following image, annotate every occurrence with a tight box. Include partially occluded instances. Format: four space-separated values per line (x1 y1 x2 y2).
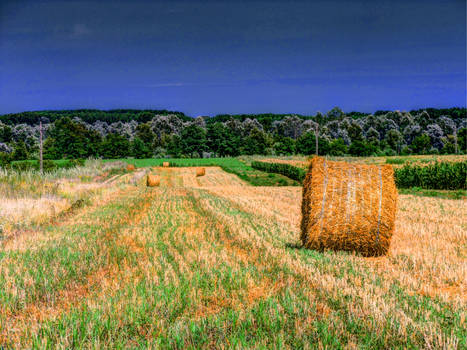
0 0 465 116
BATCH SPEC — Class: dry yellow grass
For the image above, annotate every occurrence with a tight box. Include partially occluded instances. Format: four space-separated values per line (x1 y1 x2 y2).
0 197 69 233
261 157 310 169
0 169 146 238
206 184 466 303
147 167 247 188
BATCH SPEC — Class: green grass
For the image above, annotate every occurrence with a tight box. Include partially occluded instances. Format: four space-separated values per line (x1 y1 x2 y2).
105 158 300 186
398 187 467 200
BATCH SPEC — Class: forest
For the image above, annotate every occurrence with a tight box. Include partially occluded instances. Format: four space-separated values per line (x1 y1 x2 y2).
0 107 465 164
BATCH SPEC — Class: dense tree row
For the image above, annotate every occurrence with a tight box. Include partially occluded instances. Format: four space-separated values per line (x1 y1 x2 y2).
0 107 465 162
0 109 189 125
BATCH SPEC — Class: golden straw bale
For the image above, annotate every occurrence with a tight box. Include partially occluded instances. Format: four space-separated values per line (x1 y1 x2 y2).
126 164 136 171
196 167 206 177
163 162 170 167
146 174 160 187
300 156 397 257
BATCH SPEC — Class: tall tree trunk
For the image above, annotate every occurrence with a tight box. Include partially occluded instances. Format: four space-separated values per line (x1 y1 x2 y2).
315 124 319 156
39 119 43 174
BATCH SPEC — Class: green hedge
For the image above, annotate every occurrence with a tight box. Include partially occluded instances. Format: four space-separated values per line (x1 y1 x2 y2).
394 161 467 190
10 159 85 172
251 161 306 182
252 160 466 190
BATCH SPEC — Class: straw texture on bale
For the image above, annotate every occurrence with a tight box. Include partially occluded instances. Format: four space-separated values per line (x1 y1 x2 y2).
126 164 136 171
163 162 170 167
146 174 160 187
196 167 206 177
300 157 397 257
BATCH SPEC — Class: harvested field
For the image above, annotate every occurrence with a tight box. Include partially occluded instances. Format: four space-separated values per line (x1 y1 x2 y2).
1 164 465 348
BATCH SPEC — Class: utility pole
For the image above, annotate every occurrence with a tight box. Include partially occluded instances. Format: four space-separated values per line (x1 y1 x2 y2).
39 118 43 174
315 124 319 156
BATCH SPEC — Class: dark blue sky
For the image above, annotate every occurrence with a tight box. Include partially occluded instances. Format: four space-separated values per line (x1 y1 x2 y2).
0 0 465 116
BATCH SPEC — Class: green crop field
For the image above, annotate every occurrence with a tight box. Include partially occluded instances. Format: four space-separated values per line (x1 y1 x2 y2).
1 159 465 348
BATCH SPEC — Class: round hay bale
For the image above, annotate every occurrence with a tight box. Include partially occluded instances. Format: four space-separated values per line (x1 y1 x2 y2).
196 167 206 177
146 174 160 187
126 164 136 171
162 162 170 167
300 157 397 257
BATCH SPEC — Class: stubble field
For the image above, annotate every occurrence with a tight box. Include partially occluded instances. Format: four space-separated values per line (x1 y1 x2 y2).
0 163 466 348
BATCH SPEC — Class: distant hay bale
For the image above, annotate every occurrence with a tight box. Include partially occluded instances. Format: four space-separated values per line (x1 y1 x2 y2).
300 157 397 257
146 174 160 187
126 164 136 171
163 162 170 167
196 167 206 177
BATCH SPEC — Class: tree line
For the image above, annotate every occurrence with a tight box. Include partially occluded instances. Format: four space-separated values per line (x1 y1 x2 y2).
0 107 465 165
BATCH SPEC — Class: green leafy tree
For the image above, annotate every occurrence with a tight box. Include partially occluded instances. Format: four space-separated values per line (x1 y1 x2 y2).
43 137 59 159
242 128 271 155
458 128 467 153
0 125 12 143
207 122 240 156
349 140 376 156
180 124 207 157
135 123 154 146
45 117 101 159
12 141 28 160
296 131 329 155
274 136 295 155
167 134 183 157
441 136 456 154
0 152 11 167
347 122 364 142
131 137 152 158
328 138 347 156
100 133 130 158
385 129 403 154
410 134 431 154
